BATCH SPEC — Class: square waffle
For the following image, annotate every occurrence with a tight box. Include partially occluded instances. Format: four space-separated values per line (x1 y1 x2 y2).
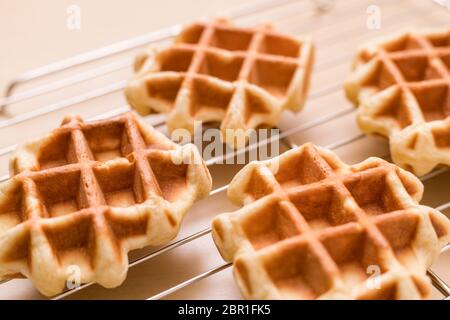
212 143 450 299
0 112 212 296
125 18 314 149
345 29 450 176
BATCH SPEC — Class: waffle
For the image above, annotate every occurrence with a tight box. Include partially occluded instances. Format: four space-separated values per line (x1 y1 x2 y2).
125 18 314 149
345 29 450 176
212 143 450 299
0 112 212 296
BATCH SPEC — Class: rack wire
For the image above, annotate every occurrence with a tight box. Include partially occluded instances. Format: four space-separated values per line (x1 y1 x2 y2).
0 0 449 300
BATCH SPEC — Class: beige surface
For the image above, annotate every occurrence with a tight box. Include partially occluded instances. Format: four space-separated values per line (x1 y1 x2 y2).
0 0 449 299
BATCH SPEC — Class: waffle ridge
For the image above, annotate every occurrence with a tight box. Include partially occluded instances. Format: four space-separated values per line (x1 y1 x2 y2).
212 143 450 299
125 18 314 149
0 112 212 296
345 28 450 176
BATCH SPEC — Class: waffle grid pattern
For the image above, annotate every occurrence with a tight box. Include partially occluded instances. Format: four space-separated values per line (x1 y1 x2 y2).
345 29 450 176
0 113 211 296
126 18 314 148
212 143 450 299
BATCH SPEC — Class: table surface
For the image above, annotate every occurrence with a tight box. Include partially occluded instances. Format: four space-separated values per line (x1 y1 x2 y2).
0 0 449 300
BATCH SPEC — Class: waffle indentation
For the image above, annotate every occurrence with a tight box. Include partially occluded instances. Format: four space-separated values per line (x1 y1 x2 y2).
242 200 301 250
178 23 204 44
33 169 83 218
427 32 450 48
38 132 73 169
392 55 441 82
274 145 331 188
375 211 419 268
288 185 357 231
0 181 25 236
94 162 143 207
243 89 271 124
440 53 450 71
320 226 388 288
433 126 450 148
249 58 297 98
381 34 421 52
83 120 136 162
210 27 252 51
411 84 450 122
147 152 188 201
159 48 194 72
42 214 96 268
344 168 405 216
146 76 183 108
374 91 414 129
198 51 243 82
263 240 334 299
259 34 301 57
244 168 276 201
366 62 397 91
189 77 233 116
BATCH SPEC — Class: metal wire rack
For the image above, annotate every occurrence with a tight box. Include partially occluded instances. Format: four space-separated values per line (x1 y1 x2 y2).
0 0 449 300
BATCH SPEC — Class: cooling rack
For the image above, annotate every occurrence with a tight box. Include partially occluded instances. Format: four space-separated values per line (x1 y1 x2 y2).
0 0 449 300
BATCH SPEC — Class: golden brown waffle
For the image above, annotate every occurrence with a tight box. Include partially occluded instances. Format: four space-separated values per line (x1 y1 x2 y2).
0 112 212 296
212 143 450 299
345 29 450 176
125 18 314 149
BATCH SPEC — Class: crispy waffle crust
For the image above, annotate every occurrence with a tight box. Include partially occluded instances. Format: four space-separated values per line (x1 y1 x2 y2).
125 18 314 149
345 29 450 176
212 143 450 299
0 112 212 296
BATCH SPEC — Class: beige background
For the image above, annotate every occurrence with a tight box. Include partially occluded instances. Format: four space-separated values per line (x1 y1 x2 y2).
0 0 244 90
0 0 449 299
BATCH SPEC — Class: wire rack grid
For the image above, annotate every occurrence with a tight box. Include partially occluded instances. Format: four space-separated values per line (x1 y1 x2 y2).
0 0 449 300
